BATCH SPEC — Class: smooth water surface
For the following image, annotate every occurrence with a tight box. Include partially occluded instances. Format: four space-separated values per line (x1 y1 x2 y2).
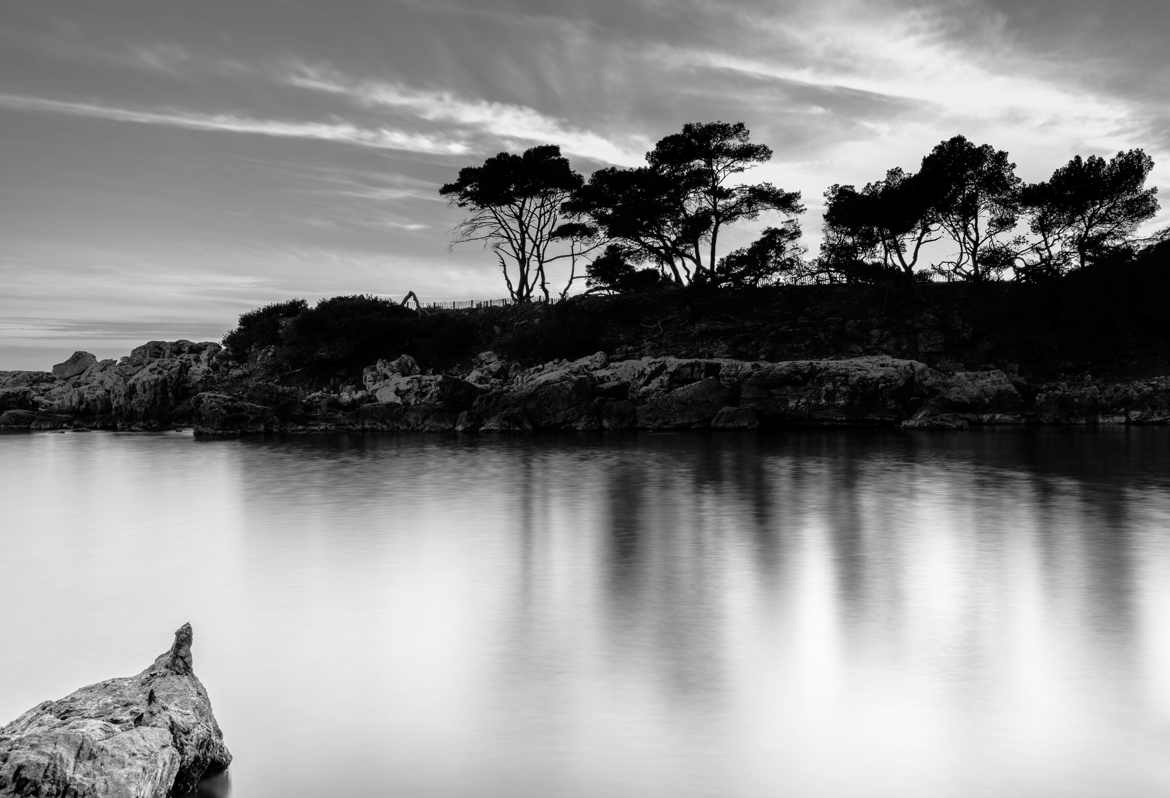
2 430 1170 797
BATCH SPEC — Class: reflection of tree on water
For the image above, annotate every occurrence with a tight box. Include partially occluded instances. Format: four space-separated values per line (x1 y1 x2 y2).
487 430 1166 755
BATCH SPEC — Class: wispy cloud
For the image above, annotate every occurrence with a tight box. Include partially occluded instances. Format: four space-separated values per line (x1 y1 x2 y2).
285 64 649 165
0 92 472 155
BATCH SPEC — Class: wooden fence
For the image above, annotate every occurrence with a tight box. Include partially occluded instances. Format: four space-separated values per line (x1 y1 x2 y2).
422 297 551 310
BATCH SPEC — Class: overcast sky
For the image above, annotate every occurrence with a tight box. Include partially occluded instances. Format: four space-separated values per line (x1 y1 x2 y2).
2 0 1168 368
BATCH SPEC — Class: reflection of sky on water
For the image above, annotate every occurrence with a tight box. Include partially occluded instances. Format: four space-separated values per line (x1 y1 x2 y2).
2 430 1169 797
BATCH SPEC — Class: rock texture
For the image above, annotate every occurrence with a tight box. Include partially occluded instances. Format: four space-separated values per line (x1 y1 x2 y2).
5 340 1170 435
0 624 231 798
1 342 224 431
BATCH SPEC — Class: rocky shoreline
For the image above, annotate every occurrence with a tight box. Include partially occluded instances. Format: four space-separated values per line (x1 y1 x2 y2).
0 625 231 798
2 340 1169 437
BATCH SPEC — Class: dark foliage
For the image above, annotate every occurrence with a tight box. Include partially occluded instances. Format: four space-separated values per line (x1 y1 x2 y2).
585 244 671 293
1020 149 1159 272
714 223 805 287
440 145 590 302
223 299 309 356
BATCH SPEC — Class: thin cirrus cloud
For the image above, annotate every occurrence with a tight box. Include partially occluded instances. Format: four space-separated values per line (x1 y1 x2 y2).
285 64 650 166
0 92 472 155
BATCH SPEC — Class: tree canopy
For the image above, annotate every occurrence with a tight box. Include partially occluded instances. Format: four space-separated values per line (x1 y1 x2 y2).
440 145 594 302
441 126 1161 298
917 135 1022 282
565 121 804 287
1020 149 1159 272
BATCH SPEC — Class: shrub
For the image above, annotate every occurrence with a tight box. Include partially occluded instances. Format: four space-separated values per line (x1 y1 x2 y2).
223 299 308 356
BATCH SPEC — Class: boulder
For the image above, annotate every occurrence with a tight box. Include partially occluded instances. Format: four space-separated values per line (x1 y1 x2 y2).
637 378 733 429
191 392 275 437
51 351 97 380
0 624 231 798
362 355 420 391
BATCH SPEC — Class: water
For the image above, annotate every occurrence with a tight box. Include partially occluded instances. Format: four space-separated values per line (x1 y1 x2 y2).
2 430 1170 797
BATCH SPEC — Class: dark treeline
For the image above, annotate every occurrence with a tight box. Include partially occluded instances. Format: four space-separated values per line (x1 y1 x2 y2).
440 121 1161 297
221 122 1168 383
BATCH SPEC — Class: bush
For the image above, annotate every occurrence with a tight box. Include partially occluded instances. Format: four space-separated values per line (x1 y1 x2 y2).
223 299 308 356
282 295 419 378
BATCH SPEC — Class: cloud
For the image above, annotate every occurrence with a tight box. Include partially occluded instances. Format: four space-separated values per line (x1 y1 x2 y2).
285 64 650 165
0 92 472 155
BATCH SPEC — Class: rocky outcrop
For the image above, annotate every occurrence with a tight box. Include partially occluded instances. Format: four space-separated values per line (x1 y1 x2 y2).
51 352 97 380
0 624 231 798
1 341 224 430
7 342 1170 436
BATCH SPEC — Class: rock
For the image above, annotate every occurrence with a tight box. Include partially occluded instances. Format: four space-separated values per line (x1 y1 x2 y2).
0 388 34 412
929 369 1021 413
740 356 932 425
0 372 56 390
0 624 231 798
711 406 760 430
362 355 420 391
51 351 98 380
901 413 971 430
0 409 35 429
370 374 482 410
637 378 732 429
598 399 637 430
191 392 275 437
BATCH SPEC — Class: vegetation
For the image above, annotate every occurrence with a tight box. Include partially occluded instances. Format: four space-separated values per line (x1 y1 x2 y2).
221 119 1165 385
444 123 1158 295
439 145 601 302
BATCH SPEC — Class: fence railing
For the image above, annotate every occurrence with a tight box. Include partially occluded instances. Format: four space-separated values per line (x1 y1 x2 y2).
422 296 552 311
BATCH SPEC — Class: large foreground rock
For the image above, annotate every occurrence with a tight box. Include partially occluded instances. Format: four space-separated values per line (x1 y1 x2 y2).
0 624 231 798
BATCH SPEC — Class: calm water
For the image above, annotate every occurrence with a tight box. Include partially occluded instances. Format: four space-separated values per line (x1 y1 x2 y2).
2 430 1170 797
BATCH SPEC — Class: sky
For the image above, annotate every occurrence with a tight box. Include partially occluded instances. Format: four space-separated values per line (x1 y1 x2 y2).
2 0 1169 368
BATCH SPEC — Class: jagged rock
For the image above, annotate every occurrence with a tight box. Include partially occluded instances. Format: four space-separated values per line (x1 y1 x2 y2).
466 351 512 386
0 388 34 412
637 378 732 429
0 372 55 390
740 356 932 424
191 392 275 437
0 409 35 429
362 355 420 392
51 352 98 380
711 406 760 430
901 413 971 430
370 374 482 410
0 624 231 798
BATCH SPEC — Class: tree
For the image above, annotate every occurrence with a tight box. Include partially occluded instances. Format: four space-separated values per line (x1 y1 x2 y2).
565 121 804 285
919 135 1022 282
440 145 601 302
716 223 805 287
821 168 941 282
647 121 804 281
564 165 700 285
585 244 669 294
1020 149 1159 271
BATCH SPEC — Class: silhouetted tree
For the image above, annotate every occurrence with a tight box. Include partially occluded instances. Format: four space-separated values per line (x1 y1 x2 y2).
919 135 1021 282
716 222 805 287
648 121 804 281
821 168 941 281
441 145 600 302
585 244 669 293
1020 149 1159 272
564 165 695 284
566 121 803 285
